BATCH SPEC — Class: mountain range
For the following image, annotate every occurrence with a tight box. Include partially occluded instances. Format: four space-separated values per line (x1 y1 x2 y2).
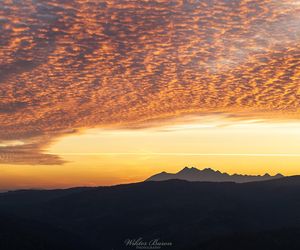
146 167 284 183
0 176 300 249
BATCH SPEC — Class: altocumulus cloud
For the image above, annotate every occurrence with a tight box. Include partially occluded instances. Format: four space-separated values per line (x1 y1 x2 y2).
0 0 299 164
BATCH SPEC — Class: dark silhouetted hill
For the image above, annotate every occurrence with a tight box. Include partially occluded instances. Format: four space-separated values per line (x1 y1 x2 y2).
0 176 299 250
146 167 284 183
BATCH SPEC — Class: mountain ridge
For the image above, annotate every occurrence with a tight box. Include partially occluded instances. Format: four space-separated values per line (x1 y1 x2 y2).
146 166 284 183
0 176 299 250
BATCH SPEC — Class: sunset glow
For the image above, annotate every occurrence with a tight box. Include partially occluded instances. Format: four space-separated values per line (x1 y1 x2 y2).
0 0 300 190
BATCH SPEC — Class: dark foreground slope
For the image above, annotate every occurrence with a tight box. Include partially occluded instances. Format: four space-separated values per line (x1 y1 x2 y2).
0 177 300 250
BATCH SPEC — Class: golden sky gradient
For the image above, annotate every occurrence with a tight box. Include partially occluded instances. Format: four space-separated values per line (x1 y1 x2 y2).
0 0 300 189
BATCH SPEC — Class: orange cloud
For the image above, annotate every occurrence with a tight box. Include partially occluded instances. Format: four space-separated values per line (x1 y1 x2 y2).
0 0 299 164
0 135 65 165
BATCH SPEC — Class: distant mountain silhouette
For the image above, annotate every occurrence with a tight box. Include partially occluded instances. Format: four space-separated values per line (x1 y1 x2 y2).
146 167 284 183
0 176 300 250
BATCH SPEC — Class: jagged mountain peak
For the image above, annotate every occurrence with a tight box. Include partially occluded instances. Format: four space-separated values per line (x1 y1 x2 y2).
146 167 284 183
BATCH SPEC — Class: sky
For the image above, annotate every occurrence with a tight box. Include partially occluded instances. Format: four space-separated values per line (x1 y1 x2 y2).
0 0 300 190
